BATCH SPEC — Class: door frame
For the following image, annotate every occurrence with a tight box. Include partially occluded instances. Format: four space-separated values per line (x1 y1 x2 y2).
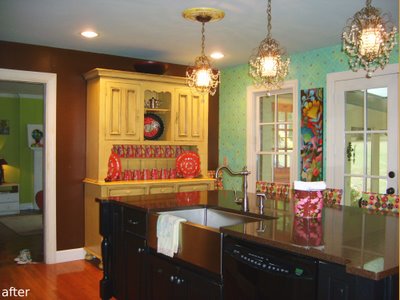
326 64 398 192
246 80 299 193
0 68 57 264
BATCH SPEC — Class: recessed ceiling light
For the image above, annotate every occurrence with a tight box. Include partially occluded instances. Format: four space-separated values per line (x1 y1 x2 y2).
210 52 224 59
81 31 98 38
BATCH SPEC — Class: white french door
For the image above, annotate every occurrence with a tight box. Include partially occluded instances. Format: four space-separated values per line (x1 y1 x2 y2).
327 65 398 206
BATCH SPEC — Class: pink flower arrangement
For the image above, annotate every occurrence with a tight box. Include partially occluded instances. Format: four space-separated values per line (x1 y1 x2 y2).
294 190 323 218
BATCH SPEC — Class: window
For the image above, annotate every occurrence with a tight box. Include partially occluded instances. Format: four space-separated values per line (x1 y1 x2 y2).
257 93 293 183
247 80 298 192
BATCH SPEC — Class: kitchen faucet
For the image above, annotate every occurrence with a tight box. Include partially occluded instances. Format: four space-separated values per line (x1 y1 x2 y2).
215 165 251 212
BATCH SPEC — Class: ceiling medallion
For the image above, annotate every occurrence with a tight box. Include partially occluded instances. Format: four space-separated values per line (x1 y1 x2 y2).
342 0 397 78
249 0 290 94
183 7 225 96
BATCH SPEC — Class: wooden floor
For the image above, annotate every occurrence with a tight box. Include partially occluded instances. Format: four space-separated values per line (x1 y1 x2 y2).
0 212 103 299
0 260 103 299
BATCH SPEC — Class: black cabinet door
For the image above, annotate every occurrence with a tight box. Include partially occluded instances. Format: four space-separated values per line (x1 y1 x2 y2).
147 254 178 300
147 254 221 300
318 261 355 300
125 233 146 300
181 266 222 300
318 261 398 300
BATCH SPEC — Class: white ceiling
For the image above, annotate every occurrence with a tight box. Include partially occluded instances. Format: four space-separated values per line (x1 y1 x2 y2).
0 0 398 69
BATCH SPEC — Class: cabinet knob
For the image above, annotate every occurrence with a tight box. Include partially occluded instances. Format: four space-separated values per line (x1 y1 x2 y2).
176 278 184 285
170 275 176 283
137 247 144 253
128 219 139 225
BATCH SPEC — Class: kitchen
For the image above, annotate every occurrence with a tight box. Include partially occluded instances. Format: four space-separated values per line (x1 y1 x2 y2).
0 0 398 299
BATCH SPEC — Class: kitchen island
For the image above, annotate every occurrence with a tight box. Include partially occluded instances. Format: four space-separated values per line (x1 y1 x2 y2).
97 190 398 300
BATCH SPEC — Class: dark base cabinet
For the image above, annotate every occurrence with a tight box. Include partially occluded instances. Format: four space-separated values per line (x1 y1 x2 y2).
99 201 222 300
147 253 222 300
318 261 399 300
125 234 146 300
99 201 398 300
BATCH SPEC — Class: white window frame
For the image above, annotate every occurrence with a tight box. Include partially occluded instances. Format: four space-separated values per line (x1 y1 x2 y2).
246 80 299 193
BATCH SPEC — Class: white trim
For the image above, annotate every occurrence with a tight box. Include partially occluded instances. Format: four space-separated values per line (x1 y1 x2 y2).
56 248 86 263
0 68 57 264
326 64 398 190
247 80 299 192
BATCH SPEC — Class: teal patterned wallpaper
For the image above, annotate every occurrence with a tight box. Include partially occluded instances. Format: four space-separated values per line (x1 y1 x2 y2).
219 43 399 190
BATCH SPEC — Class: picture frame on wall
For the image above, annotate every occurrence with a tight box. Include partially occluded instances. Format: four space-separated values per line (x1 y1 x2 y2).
27 124 44 149
0 120 10 135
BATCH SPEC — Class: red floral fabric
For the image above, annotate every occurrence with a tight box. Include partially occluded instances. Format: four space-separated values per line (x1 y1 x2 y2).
360 192 399 215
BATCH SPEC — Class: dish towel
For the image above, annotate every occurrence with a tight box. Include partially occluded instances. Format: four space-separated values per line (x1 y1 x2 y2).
294 181 326 191
157 214 186 257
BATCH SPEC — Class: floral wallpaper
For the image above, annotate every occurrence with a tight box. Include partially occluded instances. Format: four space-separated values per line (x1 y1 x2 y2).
219 43 399 190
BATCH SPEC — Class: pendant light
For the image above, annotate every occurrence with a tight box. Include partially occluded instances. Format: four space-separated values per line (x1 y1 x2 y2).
183 8 225 96
249 0 290 93
342 0 397 78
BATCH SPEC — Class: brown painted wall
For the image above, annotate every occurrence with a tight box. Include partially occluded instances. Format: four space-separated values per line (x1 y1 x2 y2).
0 41 219 250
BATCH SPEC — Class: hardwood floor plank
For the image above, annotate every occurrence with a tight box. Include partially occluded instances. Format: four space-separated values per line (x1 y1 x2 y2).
0 260 102 299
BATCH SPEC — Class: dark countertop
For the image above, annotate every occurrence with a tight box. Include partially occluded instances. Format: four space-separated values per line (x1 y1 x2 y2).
99 190 399 281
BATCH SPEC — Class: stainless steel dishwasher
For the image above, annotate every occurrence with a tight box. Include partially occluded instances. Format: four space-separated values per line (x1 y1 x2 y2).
223 235 318 300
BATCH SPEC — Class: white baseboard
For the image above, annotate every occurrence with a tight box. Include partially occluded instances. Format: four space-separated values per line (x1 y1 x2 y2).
19 203 34 210
55 247 86 263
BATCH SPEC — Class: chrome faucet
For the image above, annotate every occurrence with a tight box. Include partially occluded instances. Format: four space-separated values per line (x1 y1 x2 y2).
215 165 251 212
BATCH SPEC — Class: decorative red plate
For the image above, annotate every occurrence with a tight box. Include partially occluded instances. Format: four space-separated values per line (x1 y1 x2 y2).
106 151 121 181
176 151 201 178
144 113 164 140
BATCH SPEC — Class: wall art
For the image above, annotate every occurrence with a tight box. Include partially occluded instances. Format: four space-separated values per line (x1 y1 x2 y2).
27 124 44 149
0 120 10 135
300 88 323 181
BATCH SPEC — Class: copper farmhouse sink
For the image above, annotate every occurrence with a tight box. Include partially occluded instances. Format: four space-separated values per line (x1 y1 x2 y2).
148 207 266 274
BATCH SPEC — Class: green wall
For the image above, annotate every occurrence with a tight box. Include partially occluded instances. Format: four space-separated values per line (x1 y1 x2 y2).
219 43 399 190
0 95 44 206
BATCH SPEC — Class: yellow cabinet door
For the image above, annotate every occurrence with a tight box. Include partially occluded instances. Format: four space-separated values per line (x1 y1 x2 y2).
174 88 206 141
105 81 142 141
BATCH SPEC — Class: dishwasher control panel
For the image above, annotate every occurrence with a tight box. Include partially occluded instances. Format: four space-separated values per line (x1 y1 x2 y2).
230 246 291 274
225 242 312 279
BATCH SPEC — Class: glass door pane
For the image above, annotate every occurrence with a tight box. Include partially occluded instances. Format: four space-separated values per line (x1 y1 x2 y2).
257 92 293 184
330 69 397 206
339 75 398 205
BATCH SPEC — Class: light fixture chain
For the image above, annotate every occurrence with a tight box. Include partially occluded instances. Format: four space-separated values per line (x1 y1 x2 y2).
201 22 206 56
267 0 272 38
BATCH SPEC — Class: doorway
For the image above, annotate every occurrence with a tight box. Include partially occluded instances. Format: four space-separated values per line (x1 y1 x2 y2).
326 64 398 206
0 81 44 264
0 68 57 264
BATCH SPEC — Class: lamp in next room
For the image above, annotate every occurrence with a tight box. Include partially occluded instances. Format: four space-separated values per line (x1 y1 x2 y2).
342 0 397 78
183 7 225 96
0 158 8 185
249 0 290 94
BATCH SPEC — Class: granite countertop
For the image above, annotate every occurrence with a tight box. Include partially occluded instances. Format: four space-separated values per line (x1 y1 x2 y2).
99 190 399 281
